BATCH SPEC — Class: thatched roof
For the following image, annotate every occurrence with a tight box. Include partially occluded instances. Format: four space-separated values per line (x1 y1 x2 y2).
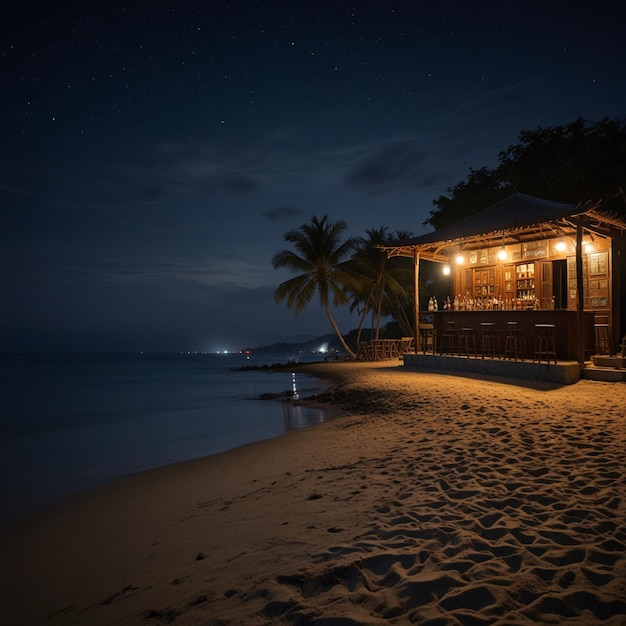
382 193 626 262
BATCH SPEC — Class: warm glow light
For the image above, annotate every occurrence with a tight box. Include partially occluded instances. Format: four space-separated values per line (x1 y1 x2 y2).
442 264 451 275
497 246 507 261
555 239 566 252
455 254 465 265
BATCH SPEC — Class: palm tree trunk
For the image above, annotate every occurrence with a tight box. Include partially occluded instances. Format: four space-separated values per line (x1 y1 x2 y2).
324 303 357 359
375 294 383 338
355 304 369 348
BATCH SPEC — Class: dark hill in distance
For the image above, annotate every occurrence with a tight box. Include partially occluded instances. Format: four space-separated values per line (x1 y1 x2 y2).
245 333 343 355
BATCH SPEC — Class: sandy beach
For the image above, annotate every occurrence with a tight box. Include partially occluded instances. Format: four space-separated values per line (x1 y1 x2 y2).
2 362 625 625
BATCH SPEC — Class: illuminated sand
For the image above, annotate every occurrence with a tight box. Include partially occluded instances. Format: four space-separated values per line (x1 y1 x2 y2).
1 362 625 624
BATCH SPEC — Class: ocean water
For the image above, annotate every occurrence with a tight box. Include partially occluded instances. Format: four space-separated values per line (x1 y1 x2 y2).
0 352 336 523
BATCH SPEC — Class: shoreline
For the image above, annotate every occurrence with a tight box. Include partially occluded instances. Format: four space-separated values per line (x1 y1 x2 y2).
2 362 625 624
0 358 336 527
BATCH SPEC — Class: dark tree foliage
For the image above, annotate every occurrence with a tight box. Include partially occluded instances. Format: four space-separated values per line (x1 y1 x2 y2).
425 117 626 230
427 167 511 231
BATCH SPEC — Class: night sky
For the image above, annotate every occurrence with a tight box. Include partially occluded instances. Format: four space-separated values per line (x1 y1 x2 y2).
2 1 625 353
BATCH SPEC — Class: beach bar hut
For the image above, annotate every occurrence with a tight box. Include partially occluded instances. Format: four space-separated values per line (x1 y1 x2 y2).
380 193 626 368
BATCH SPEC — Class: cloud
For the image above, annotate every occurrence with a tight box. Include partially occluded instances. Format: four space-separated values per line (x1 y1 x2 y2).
262 206 301 220
105 135 450 209
343 141 448 195
220 174 260 194
153 143 268 193
2 248 275 292
455 79 534 119
0 181 31 195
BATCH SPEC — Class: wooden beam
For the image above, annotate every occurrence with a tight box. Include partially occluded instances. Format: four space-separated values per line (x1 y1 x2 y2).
575 220 585 365
611 232 623 353
413 249 420 353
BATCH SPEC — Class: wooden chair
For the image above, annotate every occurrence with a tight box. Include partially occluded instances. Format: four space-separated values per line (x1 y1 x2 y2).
357 342 374 361
399 336 415 355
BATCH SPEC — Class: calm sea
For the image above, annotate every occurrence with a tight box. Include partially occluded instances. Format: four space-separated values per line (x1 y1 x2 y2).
0 352 335 524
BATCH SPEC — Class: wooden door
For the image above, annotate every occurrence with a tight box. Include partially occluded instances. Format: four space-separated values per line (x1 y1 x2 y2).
539 261 553 309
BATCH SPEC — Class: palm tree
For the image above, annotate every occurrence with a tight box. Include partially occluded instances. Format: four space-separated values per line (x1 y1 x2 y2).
272 215 360 359
348 227 413 342
347 227 391 343
383 229 416 337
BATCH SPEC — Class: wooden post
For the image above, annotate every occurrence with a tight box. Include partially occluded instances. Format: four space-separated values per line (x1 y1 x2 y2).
413 249 420 353
610 231 622 354
575 220 585 365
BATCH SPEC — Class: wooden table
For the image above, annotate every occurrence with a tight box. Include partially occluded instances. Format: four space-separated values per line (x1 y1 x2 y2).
365 339 400 361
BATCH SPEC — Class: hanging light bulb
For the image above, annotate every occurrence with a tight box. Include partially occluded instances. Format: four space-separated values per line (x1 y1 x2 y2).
455 253 465 265
497 233 507 261
442 264 451 275
555 238 566 252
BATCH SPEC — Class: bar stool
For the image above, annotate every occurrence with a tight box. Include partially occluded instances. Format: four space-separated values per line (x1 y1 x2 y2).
504 321 525 361
419 323 436 354
480 322 500 359
594 324 611 355
533 324 557 366
440 321 457 356
458 326 477 358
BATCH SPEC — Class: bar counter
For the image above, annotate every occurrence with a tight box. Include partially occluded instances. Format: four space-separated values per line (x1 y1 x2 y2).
421 310 595 361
